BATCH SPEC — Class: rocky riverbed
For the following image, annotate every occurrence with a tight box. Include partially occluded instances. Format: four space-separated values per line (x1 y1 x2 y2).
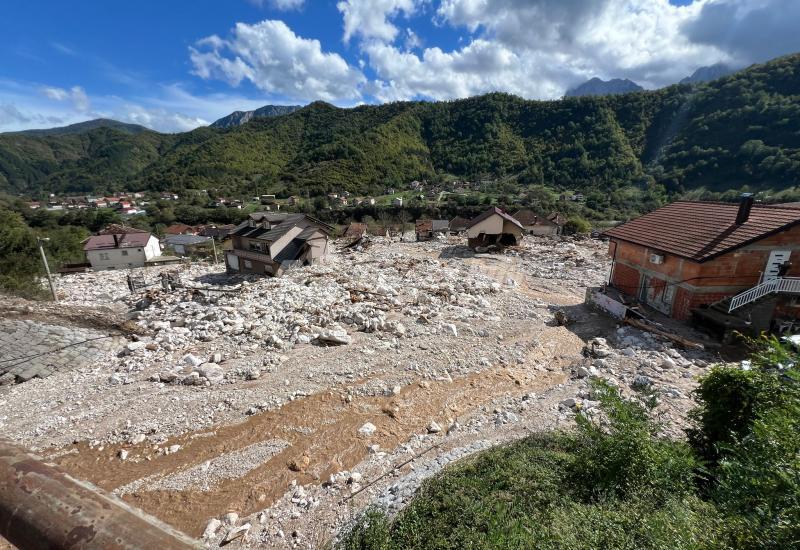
0 235 729 548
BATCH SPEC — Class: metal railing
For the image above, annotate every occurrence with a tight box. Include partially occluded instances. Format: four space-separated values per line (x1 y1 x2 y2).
728 277 800 312
0 439 200 549
229 247 273 264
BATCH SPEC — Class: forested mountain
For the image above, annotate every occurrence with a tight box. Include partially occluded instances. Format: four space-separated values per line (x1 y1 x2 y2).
565 77 643 97
210 105 302 128
4 118 150 137
680 63 735 85
1 53 799 199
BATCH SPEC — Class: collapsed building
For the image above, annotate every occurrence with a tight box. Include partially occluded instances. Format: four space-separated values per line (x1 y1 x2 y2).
415 219 450 241
225 213 333 277
465 207 524 249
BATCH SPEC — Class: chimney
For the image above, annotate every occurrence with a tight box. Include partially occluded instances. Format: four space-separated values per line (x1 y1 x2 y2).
112 234 120 247
735 193 754 225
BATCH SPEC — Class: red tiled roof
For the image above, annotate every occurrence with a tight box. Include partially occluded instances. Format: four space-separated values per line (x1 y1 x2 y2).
604 201 800 262
84 233 153 251
164 223 195 235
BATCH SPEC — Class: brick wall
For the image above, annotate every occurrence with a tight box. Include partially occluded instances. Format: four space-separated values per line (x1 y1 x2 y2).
611 262 641 296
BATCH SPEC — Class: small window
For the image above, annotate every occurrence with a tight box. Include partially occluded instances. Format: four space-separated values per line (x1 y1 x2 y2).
99 252 110 260
121 250 128 256
244 260 253 269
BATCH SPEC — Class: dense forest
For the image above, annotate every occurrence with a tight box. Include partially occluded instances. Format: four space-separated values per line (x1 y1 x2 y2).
1 54 799 201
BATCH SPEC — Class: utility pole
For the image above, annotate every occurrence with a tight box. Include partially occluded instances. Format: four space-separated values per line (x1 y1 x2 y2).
37 237 58 302
211 238 219 264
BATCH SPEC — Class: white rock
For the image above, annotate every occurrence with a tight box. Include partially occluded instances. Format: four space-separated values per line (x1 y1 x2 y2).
182 353 203 367
130 434 146 445
317 329 352 345
358 422 377 437
224 511 239 526
197 363 224 383
118 449 129 460
427 421 442 433
168 444 181 454
203 518 222 539
443 323 458 337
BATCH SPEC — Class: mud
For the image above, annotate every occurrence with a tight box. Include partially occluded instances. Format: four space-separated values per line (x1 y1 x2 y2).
52 352 571 536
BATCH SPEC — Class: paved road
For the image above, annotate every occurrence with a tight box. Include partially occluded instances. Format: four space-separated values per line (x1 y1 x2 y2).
0 319 122 384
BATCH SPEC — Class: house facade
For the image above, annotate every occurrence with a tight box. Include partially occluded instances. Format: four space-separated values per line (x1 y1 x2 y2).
225 213 332 277
513 209 563 236
83 231 161 270
605 198 800 334
465 207 524 249
415 219 449 241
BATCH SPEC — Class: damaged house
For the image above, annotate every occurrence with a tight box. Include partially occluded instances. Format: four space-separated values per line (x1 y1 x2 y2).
513 209 565 236
415 219 450 241
604 196 800 337
465 207 524 249
225 213 333 277
83 228 161 270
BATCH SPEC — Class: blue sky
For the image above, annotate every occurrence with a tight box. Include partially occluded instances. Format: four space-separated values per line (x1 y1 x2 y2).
1 0 798 132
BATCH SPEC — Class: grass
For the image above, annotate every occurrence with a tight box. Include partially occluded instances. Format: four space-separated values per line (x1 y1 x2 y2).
340 340 800 550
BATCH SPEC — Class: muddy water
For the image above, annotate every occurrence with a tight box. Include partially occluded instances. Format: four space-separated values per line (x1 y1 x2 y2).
53 359 570 537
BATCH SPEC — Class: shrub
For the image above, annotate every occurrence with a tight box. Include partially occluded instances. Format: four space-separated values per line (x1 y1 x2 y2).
563 216 592 235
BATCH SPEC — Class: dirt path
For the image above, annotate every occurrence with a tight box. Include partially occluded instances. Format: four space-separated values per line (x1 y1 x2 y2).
51 324 580 537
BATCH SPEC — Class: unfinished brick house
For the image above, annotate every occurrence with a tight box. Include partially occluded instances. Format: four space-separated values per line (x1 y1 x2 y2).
605 197 800 336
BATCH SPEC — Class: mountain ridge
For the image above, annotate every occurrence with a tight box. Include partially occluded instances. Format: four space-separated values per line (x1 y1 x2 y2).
565 77 644 97
1 53 798 200
210 104 303 129
3 118 151 137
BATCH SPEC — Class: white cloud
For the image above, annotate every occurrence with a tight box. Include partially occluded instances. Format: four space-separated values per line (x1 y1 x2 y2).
248 0 305 9
337 0 419 43
190 20 365 102
683 0 800 64
40 85 91 112
0 79 279 133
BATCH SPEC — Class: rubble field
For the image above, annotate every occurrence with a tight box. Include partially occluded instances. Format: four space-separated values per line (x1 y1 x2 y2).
0 236 725 548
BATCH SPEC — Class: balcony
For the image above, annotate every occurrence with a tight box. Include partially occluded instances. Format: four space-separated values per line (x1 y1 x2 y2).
228 248 273 264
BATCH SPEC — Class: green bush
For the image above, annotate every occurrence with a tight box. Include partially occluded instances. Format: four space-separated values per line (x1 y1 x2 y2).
571 381 698 504
340 383 718 549
563 215 592 235
689 335 800 547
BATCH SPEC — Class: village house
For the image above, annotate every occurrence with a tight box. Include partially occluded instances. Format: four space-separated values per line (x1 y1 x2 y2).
604 197 800 337
415 219 450 241
465 207 524 249
164 223 197 236
449 216 469 235
83 228 161 270
165 234 213 256
513 209 565 236
225 213 333 277
198 224 236 240
392 197 403 207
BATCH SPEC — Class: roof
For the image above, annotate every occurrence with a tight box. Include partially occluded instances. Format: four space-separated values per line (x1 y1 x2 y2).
249 212 289 224
165 234 212 246
449 216 469 230
83 232 153 251
164 223 195 235
513 209 539 226
344 223 367 238
466 207 523 230
604 201 800 262
98 224 147 235
431 220 450 232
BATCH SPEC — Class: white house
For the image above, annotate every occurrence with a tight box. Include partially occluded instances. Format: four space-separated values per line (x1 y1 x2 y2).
83 230 161 270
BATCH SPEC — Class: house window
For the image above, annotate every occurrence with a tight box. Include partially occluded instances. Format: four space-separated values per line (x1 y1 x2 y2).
121 250 128 256
99 252 110 260
244 260 253 269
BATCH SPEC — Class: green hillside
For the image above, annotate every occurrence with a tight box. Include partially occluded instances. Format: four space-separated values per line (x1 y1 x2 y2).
2 53 799 199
